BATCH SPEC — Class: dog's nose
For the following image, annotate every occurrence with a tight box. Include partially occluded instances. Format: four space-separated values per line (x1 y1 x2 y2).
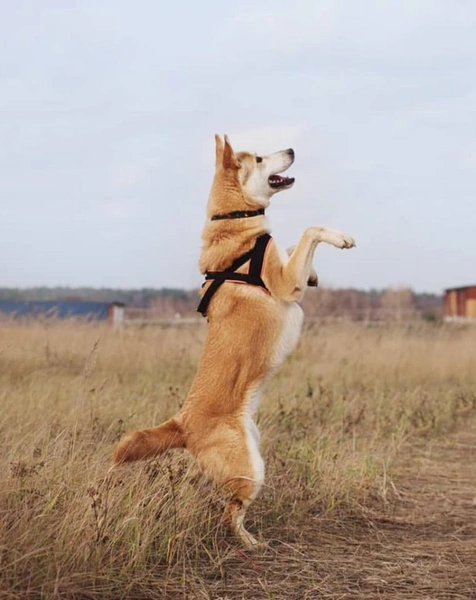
287 148 295 159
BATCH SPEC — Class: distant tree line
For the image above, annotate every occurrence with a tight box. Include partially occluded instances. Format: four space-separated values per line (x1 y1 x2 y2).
301 287 441 322
0 286 441 321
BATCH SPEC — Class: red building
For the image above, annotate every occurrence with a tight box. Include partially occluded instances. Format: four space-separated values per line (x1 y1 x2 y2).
444 285 476 320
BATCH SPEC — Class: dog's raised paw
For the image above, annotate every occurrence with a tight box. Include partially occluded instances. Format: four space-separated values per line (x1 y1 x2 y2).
340 234 356 249
307 275 319 287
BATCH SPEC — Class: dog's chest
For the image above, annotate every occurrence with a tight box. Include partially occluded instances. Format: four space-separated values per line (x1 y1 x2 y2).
271 302 304 369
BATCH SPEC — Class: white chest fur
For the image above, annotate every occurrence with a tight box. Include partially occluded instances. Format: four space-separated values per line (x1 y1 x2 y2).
271 301 304 370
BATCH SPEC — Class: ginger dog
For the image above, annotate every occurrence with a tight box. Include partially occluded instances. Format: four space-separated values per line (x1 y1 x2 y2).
114 135 355 548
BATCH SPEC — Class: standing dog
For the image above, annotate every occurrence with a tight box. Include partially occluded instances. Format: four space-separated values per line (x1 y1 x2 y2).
114 135 355 548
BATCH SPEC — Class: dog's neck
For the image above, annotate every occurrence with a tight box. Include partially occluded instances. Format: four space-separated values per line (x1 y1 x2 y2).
200 169 270 273
199 214 269 274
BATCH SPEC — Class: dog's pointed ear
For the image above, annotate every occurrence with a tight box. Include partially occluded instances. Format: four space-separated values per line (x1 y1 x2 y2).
214 134 224 166
223 134 240 169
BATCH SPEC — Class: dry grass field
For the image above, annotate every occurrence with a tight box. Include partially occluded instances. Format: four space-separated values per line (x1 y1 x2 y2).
1 319 476 599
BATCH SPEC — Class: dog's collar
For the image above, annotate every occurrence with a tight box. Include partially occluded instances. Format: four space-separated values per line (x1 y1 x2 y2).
211 208 265 221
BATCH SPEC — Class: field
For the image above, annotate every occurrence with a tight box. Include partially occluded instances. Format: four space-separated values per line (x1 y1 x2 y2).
1 320 476 599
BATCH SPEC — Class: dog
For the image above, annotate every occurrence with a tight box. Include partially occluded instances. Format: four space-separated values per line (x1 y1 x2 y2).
114 135 355 548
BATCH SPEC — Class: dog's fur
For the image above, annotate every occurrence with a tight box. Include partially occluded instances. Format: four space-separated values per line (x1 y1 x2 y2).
114 135 355 548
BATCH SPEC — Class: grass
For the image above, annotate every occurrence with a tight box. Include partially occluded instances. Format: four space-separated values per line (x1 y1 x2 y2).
1 319 476 599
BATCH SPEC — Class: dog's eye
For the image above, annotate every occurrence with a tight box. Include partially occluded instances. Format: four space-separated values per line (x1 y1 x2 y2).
256 156 263 163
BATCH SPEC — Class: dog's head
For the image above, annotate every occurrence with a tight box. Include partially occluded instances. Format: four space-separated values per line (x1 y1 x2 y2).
214 135 295 208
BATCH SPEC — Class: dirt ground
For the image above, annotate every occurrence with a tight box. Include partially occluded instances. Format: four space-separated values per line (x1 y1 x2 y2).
182 428 476 600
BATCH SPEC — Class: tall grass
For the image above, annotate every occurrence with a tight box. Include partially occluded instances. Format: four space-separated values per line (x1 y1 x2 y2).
1 320 475 599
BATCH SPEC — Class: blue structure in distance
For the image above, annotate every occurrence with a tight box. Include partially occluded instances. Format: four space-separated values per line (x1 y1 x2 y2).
0 300 112 321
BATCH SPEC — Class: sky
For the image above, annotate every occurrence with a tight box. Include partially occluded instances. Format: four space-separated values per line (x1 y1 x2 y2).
1 0 475 294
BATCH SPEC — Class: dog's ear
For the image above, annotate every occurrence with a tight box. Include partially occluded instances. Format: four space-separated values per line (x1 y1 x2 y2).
223 135 240 170
214 134 224 166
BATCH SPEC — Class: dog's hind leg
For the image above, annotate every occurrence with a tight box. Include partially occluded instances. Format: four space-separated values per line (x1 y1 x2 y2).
222 477 263 549
194 424 265 549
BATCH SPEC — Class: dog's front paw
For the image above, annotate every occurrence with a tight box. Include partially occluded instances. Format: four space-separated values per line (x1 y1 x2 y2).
307 273 319 287
325 230 356 249
308 227 356 250
339 233 356 249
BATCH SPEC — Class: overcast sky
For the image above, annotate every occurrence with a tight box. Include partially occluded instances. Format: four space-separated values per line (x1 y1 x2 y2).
1 0 475 293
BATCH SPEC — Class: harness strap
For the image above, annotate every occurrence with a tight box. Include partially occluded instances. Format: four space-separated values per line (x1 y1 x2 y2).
197 234 272 317
249 234 272 279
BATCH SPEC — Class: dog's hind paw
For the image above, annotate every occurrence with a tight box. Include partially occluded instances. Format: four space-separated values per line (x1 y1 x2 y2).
240 530 267 551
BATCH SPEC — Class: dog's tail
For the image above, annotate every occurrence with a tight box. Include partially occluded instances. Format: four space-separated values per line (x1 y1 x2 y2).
113 417 185 464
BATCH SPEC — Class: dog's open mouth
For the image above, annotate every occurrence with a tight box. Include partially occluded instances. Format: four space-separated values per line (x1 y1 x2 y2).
268 174 295 189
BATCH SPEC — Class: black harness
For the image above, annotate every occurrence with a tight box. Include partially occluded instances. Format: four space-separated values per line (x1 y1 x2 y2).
197 233 272 317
